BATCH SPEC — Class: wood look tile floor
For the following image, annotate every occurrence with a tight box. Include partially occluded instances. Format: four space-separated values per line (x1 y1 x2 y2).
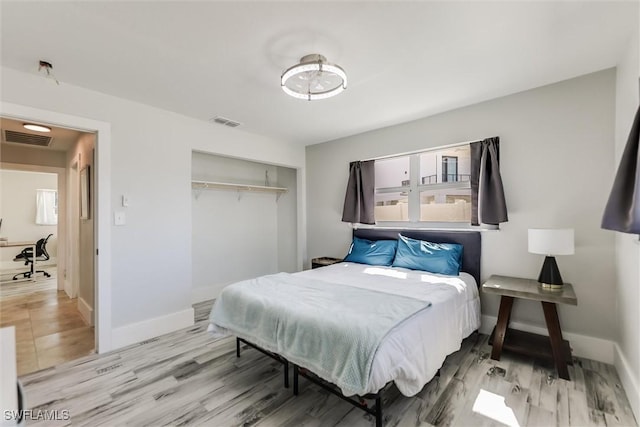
15 300 637 427
0 267 95 375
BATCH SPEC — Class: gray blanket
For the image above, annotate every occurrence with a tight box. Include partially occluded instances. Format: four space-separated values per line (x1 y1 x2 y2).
209 272 431 396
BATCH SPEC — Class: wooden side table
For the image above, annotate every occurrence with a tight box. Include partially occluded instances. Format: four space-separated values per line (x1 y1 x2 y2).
311 257 343 269
482 275 578 380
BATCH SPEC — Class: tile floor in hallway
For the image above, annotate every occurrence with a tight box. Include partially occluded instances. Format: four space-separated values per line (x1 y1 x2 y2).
0 267 94 376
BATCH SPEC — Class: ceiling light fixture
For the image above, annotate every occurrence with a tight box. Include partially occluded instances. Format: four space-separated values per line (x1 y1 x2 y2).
23 123 52 133
281 54 347 101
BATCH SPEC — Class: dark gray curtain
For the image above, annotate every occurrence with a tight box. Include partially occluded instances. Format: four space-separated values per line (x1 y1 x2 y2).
341 160 375 224
470 137 508 226
602 105 640 234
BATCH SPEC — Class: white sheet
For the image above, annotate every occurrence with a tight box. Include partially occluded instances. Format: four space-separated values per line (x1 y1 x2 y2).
210 262 480 397
293 262 481 396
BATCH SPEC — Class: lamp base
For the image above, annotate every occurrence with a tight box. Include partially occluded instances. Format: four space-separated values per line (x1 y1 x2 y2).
540 282 564 290
538 256 564 287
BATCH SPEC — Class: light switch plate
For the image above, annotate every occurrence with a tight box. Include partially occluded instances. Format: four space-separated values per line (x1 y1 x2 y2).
114 211 126 226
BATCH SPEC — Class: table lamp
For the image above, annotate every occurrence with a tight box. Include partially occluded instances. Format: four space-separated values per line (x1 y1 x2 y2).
528 228 574 289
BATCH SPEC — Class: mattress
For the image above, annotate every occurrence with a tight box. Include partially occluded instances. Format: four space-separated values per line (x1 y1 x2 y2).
209 262 481 396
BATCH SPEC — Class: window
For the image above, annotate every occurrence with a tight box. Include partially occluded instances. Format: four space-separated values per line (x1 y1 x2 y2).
374 144 471 224
35 189 58 225
442 156 458 182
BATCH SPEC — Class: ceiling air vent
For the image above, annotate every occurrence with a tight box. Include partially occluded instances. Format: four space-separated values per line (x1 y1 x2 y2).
3 130 53 147
210 116 241 128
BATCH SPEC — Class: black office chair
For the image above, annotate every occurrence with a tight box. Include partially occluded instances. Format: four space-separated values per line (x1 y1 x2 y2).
13 234 53 280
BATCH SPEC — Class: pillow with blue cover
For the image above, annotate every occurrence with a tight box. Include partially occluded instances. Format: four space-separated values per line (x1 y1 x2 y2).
344 237 398 266
392 234 463 276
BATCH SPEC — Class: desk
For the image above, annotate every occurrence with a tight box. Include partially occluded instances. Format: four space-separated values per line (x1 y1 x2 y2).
0 241 37 280
482 275 577 380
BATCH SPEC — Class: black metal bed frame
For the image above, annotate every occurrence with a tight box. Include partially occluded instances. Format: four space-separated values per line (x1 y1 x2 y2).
236 337 290 388
236 337 413 426
293 363 385 427
236 336 447 427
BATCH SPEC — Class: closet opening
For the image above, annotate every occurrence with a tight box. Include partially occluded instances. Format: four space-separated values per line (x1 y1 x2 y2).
190 151 298 304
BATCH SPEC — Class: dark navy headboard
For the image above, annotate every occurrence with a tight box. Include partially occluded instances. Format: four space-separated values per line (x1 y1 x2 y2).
352 228 482 286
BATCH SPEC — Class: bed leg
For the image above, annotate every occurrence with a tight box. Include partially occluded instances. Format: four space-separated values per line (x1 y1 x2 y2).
293 364 299 396
236 338 241 358
375 395 383 427
284 360 290 388
474 329 480 345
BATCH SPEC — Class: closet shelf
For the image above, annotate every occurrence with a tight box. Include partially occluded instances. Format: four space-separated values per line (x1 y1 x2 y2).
191 180 288 198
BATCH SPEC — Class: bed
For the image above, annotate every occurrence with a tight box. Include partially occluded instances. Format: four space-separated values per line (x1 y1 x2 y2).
208 228 481 426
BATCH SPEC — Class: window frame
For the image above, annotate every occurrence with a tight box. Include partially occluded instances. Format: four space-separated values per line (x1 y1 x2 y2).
373 143 487 230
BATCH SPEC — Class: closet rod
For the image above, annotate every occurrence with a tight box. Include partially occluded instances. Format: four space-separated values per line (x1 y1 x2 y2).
191 180 287 194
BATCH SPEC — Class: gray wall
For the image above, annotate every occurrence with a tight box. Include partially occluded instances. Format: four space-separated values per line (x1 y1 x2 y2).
306 69 616 340
67 134 96 312
612 28 639 417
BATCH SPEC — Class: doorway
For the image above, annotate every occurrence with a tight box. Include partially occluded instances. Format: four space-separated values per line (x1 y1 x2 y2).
0 103 111 374
0 119 96 375
0 103 112 355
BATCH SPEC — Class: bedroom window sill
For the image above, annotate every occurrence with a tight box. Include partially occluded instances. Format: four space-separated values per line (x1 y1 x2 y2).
354 222 500 232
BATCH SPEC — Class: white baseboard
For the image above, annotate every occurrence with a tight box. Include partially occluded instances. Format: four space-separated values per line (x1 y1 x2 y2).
480 315 614 364
191 284 222 304
111 308 195 350
614 344 639 421
77 297 94 326
64 279 75 298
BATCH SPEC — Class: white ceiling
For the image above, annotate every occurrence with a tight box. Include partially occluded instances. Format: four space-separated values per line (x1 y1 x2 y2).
1 1 637 146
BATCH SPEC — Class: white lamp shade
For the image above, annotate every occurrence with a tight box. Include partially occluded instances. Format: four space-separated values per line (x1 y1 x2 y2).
528 228 575 256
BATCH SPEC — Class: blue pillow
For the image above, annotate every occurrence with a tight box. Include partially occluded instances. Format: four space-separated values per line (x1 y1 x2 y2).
392 235 463 276
344 237 398 266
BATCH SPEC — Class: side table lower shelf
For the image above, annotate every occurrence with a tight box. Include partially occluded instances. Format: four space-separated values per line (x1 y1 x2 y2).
489 327 573 366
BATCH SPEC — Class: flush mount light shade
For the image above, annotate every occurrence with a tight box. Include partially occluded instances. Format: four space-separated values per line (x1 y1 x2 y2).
23 123 52 133
281 54 347 101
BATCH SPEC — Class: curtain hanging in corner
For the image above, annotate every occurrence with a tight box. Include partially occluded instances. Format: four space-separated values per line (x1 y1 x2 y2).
602 104 640 234
341 160 375 224
470 137 508 226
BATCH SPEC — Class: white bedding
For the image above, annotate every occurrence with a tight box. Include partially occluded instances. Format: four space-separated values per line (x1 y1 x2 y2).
297 262 480 396
210 262 480 397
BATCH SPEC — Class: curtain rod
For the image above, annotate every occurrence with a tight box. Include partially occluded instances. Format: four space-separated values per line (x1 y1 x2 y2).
359 139 481 162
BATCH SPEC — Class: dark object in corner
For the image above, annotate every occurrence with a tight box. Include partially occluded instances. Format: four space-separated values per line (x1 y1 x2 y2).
602 104 640 234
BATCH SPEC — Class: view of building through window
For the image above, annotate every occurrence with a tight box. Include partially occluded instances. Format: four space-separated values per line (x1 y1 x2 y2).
374 144 471 223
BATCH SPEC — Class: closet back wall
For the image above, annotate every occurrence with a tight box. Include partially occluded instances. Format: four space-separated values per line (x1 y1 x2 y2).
191 151 297 303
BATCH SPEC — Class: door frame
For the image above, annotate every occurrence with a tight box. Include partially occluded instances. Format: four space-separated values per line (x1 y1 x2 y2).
1 102 113 353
